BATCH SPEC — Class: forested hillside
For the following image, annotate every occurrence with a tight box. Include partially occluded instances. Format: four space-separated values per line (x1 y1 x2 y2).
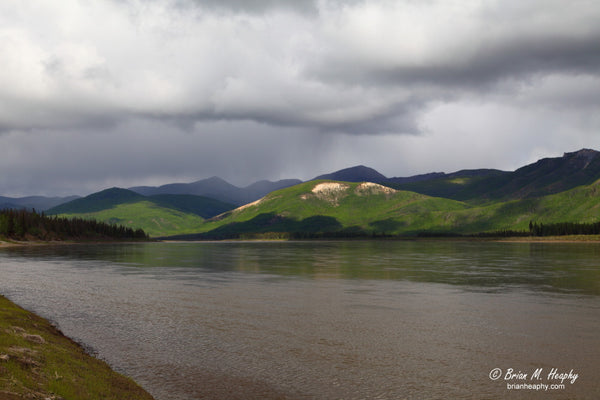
0 209 148 241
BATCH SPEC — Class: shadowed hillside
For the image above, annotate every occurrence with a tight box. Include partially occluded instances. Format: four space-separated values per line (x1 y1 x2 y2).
46 188 235 237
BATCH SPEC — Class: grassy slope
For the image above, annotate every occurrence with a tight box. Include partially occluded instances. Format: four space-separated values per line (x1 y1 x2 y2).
459 179 600 232
189 179 600 237
59 201 205 237
0 295 154 400
195 181 470 236
394 179 600 234
48 188 235 238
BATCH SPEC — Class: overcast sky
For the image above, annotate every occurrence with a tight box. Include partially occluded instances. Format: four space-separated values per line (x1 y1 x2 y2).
1 0 599 196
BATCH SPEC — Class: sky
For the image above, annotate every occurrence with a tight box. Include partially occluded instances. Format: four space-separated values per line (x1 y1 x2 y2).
1 0 599 196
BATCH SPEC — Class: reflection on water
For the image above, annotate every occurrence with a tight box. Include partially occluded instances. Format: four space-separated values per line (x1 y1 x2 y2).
0 241 599 399
6 241 600 294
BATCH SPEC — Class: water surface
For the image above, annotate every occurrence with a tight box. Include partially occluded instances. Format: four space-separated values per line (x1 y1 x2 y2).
0 241 599 399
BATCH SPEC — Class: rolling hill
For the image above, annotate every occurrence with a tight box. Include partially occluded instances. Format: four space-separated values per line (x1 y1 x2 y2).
46 188 235 237
172 181 471 238
166 176 600 239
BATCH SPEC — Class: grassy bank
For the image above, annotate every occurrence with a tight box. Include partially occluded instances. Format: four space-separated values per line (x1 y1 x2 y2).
0 295 154 400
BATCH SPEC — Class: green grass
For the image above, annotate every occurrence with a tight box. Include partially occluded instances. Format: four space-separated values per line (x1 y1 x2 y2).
0 295 154 400
59 201 205 237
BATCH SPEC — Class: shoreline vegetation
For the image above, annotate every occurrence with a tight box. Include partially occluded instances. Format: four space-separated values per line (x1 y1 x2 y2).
2 233 599 247
0 295 154 400
159 221 600 242
2 232 600 248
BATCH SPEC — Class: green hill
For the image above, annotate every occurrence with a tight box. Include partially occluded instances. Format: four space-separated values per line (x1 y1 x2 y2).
47 188 235 237
177 181 470 238
55 201 205 237
166 178 600 239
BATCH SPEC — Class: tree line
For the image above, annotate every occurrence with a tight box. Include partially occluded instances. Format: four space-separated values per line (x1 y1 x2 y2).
528 220 600 236
0 209 148 241
419 221 600 238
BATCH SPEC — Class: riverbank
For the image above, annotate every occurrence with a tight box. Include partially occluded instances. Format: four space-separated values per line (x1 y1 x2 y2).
162 234 600 243
0 295 155 400
0 239 154 248
0 240 75 248
496 234 600 242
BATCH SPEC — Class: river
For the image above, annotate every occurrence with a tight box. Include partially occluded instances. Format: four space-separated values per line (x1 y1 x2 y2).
0 241 599 399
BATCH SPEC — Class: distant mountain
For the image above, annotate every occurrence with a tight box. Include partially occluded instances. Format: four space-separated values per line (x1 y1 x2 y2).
0 195 80 211
240 179 303 204
487 149 600 199
130 177 240 200
129 177 302 205
389 149 600 202
47 188 146 214
313 165 387 183
148 194 236 219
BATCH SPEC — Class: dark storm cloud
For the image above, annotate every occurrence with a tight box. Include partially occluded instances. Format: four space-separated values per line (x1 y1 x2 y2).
2 0 599 134
308 4 600 98
0 0 599 195
368 32 600 88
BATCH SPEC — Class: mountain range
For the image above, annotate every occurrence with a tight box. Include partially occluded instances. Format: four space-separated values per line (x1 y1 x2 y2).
0 195 79 212
12 148 600 238
129 177 302 206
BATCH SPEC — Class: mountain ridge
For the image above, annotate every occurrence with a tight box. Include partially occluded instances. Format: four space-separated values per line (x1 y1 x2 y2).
0 195 80 211
129 177 303 206
387 149 600 202
7 148 600 238
129 148 600 205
